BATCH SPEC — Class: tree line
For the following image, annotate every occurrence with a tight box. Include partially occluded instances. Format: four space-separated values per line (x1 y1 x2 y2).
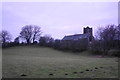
90 24 120 57
0 24 120 57
0 25 56 48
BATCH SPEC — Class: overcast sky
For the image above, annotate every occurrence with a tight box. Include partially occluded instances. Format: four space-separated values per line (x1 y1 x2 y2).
2 2 118 40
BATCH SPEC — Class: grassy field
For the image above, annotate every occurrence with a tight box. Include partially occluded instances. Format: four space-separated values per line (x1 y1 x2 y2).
2 46 118 78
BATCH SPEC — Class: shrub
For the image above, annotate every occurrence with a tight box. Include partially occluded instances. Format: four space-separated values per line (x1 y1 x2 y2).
90 40 102 55
108 49 120 57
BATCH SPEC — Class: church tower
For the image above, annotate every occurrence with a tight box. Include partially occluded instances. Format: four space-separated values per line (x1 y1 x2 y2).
83 26 93 41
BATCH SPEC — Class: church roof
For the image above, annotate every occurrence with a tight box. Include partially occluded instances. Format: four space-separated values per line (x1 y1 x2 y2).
62 33 89 40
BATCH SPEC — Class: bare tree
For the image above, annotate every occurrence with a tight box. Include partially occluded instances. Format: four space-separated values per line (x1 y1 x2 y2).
0 30 12 44
20 25 42 44
116 24 120 48
95 24 117 55
32 26 42 43
20 25 32 44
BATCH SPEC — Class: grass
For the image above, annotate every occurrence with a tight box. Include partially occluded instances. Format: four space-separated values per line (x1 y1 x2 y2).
2 46 118 78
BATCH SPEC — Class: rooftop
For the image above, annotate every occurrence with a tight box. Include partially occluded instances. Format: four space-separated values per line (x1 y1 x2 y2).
62 33 89 40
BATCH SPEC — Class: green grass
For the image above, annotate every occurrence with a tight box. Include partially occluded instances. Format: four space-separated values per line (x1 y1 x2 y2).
2 46 118 78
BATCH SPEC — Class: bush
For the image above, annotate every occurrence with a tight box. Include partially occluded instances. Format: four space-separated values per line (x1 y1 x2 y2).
108 49 120 57
60 38 88 52
90 40 102 55
53 39 61 49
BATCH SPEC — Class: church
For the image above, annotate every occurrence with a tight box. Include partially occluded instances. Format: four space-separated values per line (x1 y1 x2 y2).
62 26 93 42
60 26 94 50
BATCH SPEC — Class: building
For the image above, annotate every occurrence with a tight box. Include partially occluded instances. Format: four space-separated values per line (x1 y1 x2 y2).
61 26 94 51
62 26 93 42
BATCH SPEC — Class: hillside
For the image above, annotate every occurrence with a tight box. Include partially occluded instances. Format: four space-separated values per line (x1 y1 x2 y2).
2 46 118 78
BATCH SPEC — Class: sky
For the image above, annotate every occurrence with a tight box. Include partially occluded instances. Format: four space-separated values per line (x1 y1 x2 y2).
1 2 118 40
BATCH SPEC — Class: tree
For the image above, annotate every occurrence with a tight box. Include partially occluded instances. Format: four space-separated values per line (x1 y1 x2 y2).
20 25 32 44
14 37 19 44
39 35 54 47
32 26 42 43
54 39 61 49
19 25 42 44
90 39 102 54
44 35 54 47
48 37 54 47
116 24 120 48
95 24 117 55
39 37 46 46
0 30 12 44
